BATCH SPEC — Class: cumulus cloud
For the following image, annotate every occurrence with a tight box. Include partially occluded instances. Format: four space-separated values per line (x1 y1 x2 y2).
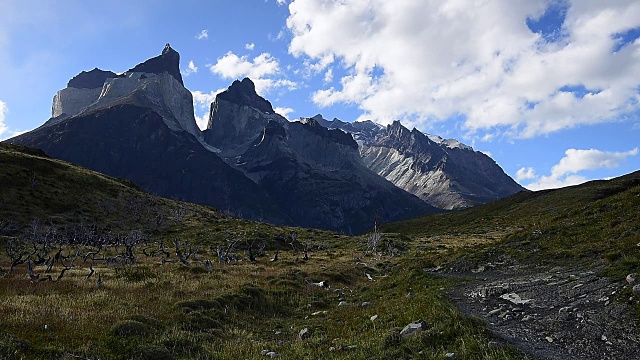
191 89 224 130
196 29 208 40
0 100 8 138
515 167 536 182
524 147 639 190
274 106 294 120
0 100 25 140
286 0 640 139
184 60 198 76
210 51 298 94
245 43 255 51
323 68 333 84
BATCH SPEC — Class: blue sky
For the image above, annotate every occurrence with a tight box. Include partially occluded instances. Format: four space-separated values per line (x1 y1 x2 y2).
0 0 639 190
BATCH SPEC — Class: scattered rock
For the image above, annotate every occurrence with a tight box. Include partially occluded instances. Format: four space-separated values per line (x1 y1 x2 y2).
310 280 329 288
370 315 379 321
329 346 336 352
545 336 554 343
633 285 640 295
361 301 373 307
626 274 637 286
445 353 456 359
406 291 415 299
338 301 348 307
366 273 374 281
299 327 311 340
311 310 328 316
400 320 428 339
488 308 502 316
500 292 532 305
265 351 277 358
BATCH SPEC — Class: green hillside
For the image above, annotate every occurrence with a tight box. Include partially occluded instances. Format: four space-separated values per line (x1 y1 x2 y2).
382 170 640 276
1 143 638 359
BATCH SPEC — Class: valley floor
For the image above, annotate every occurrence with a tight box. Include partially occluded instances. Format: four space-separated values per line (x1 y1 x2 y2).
440 262 640 359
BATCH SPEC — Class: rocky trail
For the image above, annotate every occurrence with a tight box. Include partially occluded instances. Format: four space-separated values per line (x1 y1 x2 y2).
433 262 640 359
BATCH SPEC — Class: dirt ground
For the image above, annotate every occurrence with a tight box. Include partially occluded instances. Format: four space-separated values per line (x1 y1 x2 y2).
431 261 640 359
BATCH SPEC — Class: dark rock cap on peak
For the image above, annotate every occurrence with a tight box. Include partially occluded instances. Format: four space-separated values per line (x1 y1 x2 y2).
216 77 274 114
67 68 118 89
126 43 184 85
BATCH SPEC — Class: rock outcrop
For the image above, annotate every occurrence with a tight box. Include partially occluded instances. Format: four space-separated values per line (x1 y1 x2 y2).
309 115 525 210
8 46 290 225
203 79 435 233
49 44 200 140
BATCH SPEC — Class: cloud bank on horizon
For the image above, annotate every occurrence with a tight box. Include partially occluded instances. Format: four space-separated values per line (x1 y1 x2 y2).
284 0 640 140
0 0 638 190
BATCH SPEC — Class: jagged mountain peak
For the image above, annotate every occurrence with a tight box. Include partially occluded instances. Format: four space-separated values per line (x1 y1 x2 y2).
67 68 118 89
298 118 358 150
216 77 274 114
264 120 287 138
126 43 183 85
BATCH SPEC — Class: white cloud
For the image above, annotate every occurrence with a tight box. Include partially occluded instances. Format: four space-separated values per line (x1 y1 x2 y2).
274 106 294 120
286 0 640 139
524 147 639 190
209 51 298 94
194 113 208 131
245 43 255 51
191 89 224 130
196 29 208 40
0 100 25 140
184 60 198 76
276 0 288 5
515 167 536 182
323 68 333 84
0 100 8 138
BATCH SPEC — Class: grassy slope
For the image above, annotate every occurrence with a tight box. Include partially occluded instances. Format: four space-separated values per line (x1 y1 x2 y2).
382 170 640 277
0 144 521 360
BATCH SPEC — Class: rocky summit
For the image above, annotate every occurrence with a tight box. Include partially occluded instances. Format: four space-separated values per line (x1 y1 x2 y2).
204 78 435 233
7 46 289 225
5 44 524 233
306 115 524 210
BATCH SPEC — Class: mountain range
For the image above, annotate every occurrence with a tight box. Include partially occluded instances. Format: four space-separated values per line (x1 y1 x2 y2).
5 44 523 233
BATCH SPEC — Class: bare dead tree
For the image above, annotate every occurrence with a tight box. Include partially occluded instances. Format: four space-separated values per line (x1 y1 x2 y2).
6 239 28 274
302 241 310 261
56 245 81 281
29 171 38 190
174 205 185 225
217 237 240 264
173 240 200 266
366 218 383 255
26 259 39 282
203 259 214 272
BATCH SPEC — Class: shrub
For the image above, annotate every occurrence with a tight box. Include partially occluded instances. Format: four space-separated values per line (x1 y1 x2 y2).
110 320 151 338
131 345 173 360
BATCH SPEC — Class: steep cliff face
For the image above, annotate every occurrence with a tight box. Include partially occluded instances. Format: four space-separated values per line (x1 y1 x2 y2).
362 121 525 209
7 47 291 225
48 44 201 140
310 116 525 210
203 78 286 157
203 79 435 233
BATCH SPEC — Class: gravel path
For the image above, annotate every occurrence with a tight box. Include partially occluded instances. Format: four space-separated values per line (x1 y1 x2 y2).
435 263 640 359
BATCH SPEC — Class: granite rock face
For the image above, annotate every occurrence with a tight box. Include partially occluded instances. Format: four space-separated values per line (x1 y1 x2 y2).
67 68 118 89
49 45 200 140
127 43 184 86
309 115 525 210
8 47 290 225
203 79 435 233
